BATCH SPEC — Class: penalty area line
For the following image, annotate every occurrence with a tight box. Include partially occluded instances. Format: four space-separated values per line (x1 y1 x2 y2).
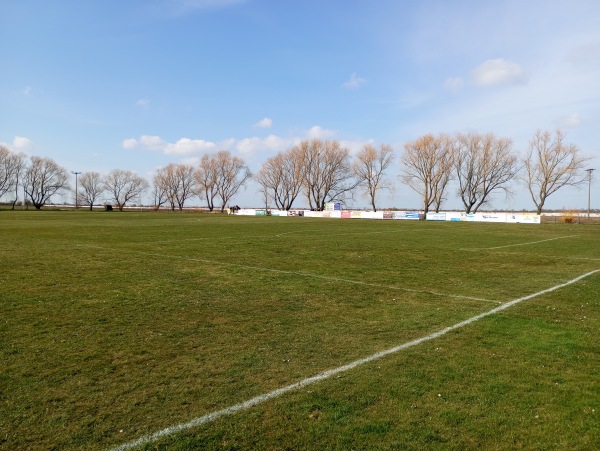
460 234 579 251
108 268 600 451
75 243 499 304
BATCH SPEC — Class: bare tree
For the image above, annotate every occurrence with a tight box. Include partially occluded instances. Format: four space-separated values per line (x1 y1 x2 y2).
23 156 69 209
154 163 197 211
78 172 105 210
298 139 357 211
401 134 454 214
453 132 518 213
10 152 27 210
524 129 591 214
173 164 197 210
0 146 27 208
256 147 305 210
214 150 252 213
153 165 176 211
103 169 149 211
152 171 169 210
0 146 16 199
195 154 219 212
353 143 395 212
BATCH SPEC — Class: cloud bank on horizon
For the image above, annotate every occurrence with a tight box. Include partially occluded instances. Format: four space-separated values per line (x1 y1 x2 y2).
1 0 598 209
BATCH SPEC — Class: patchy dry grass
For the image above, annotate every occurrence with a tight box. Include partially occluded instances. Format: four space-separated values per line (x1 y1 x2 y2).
1 211 598 450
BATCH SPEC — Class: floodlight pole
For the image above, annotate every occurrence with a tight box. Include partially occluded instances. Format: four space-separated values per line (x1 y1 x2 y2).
71 171 82 208
586 169 595 221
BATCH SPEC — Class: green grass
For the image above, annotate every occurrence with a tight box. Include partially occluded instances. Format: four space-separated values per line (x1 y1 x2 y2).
1 211 598 450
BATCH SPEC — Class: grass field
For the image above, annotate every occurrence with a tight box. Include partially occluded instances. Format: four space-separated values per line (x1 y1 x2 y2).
1 211 599 450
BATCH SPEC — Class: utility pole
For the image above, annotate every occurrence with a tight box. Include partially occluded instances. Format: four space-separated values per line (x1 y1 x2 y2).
71 171 82 208
586 168 595 221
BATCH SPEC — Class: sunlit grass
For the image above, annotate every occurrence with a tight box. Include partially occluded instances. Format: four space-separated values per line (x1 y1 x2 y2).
1 211 598 450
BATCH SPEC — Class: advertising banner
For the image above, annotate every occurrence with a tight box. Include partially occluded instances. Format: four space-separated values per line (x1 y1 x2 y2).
232 208 539 224
477 213 507 223
303 211 321 218
424 211 541 224
506 214 541 224
426 212 446 221
393 211 420 220
361 211 384 219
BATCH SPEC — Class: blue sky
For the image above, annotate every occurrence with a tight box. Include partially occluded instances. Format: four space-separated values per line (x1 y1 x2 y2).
1 0 599 210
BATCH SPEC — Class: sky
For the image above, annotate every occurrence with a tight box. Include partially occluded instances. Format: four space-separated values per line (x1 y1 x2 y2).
1 0 599 211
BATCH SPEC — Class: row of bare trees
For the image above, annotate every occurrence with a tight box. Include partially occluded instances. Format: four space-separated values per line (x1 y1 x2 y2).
151 151 251 212
0 129 591 213
256 139 395 212
0 148 251 211
401 129 590 214
77 151 252 212
0 149 72 210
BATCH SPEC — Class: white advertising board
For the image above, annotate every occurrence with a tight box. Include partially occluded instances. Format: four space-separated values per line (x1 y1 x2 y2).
425 211 541 224
360 211 384 219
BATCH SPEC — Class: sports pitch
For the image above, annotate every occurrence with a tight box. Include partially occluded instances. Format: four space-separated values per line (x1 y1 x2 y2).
1 211 599 450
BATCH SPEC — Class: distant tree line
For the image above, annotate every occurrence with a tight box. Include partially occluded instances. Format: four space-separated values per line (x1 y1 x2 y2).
0 129 591 213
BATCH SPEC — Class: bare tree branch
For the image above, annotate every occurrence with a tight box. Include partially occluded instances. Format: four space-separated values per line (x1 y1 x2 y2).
23 156 69 209
401 134 454 214
453 132 518 213
0 146 27 208
79 172 105 210
353 143 395 212
524 129 591 214
299 139 357 211
214 150 252 213
195 154 220 212
103 169 149 211
154 164 197 211
256 147 305 210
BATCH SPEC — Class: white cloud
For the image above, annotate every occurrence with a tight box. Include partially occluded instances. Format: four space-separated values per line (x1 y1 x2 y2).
135 99 151 109
340 138 375 155
342 72 367 90
165 138 218 155
220 137 237 149
443 77 464 92
1 136 34 152
12 136 34 149
22 86 32 96
122 138 138 149
307 125 337 139
472 59 527 87
140 135 168 150
122 125 343 159
236 134 290 154
253 117 272 129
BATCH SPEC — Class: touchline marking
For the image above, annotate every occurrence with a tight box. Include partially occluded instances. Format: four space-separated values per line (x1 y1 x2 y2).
77 243 499 303
461 235 578 251
109 268 599 451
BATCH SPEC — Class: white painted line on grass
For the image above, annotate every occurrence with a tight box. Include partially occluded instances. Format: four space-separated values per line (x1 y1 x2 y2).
109 268 599 451
77 243 500 304
461 234 579 251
